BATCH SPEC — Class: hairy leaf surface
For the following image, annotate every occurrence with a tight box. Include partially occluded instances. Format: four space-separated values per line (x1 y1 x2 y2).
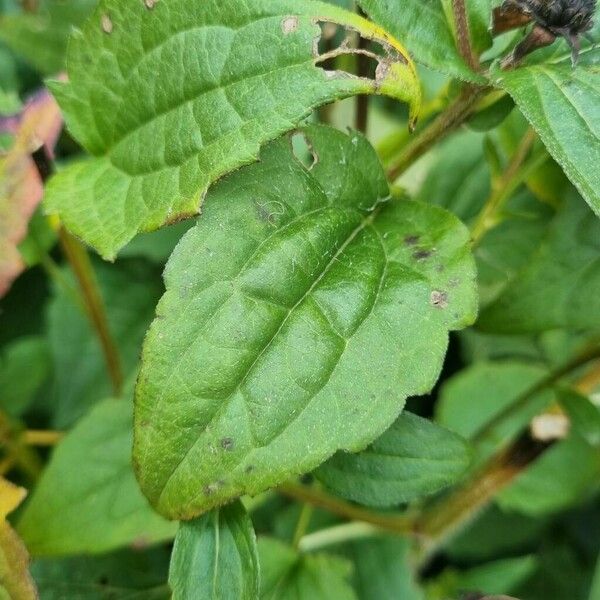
134 125 477 518
45 0 420 258
494 55 600 218
315 411 471 507
168 501 258 600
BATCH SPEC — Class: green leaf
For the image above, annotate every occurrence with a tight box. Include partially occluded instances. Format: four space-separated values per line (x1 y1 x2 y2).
427 555 537 599
479 195 600 333
465 0 493 54
168 501 259 600
47 258 163 427
493 55 600 218
0 335 49 417
134 125 477 518
497 433 600 516
0 0 97 73
44 0 421 259
345 536 424 600
558 389 600 448
437 361 553 454
17 398 176 556
259 537 356 600
31 547 171 600
315 411 471 507
357 0 482 81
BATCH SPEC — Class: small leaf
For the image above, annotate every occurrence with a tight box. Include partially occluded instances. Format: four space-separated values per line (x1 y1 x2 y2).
558 389 600 447
493 56 600 218
134 125 477 518
315 411 471 507
0 477 37 600
479 194 600 333
0 88 62 298
357 0 483 81
45 0 421 258
168 501 259 600
259 537 356 600
17 398 176 556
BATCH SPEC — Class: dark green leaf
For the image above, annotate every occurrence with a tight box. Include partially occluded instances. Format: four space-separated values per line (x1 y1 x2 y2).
134 125 477 518
0 335 49 417
168 501 259 600
479 195 600 332
558 389 600 448
17 398 176 556
44 0 420 258
47 258 163 427
493 56 600 218
315 411 471 507
259 537 356 600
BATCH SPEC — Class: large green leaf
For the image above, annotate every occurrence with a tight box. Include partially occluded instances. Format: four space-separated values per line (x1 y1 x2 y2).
315 411 471 507
44 0 421 259
357 0 482 81
479 195 600 333
493 54 600 218
168 501 259 600
17 398 176 556
134 125 477 519
259 538 356 600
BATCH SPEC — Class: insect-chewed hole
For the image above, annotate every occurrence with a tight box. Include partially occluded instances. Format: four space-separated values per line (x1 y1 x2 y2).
313 20 388 77
291 131 318 170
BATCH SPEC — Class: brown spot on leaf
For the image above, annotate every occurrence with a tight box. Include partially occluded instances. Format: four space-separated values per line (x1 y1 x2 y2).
101 14 113 34
404 234 420 246
413 248 432 260
282 16 299 35
430 290 448 309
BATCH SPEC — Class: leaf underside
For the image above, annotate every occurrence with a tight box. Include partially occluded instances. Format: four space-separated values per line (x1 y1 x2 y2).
44 0 420 259
134 125 477 519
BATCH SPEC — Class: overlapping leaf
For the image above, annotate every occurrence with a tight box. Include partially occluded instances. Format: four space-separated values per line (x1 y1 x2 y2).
493 52 600 218
168 502 258 600
134 125 477 519
45 0 421 258
315 411 471 507
17 398 176 556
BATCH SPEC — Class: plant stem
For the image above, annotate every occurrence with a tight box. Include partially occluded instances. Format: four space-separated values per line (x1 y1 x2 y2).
451 0 479 71
22 430 64 446
292 502 314 549
31 148 124 397
386 85 489 181
472 344 600 448
470 128 543 246
355 7 369 133
58 228 124 396
299 521 385 553
278 482 413 535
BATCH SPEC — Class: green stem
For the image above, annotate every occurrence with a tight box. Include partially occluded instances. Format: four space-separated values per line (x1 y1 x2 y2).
471 128 545 246
292 502 314 549
386 85 490 181
299 521 385 552
58 228 124 396
278 483 413 535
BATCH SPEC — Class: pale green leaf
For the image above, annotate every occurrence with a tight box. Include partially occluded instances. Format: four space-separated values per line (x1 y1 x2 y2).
493 55 600 218
168 501 259 600
134 125 477 518
17 398 176 556
479 195 600 333
315 411 471 507
44 0 421 259
357 0 482 81
259 538 356 600
559 389 600 448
